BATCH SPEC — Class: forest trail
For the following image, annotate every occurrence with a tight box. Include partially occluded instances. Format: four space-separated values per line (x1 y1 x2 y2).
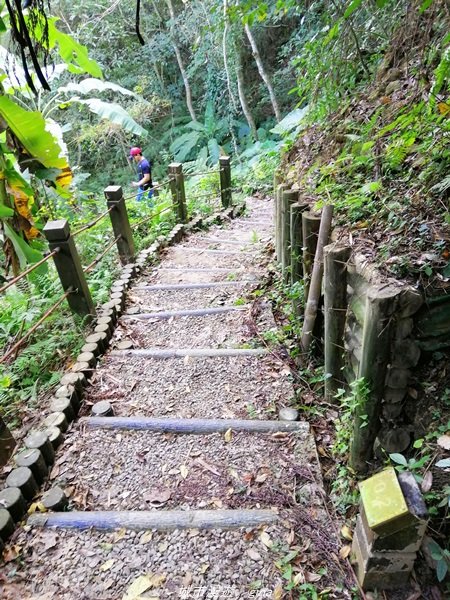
2 198 348 599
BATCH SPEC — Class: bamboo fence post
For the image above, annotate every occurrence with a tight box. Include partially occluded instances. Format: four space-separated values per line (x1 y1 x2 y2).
302 211 321 302
300 205 334 354
273 172 281 258
168 163 188 223
290 201 309 315
43 220 95 319
219 156 232 208
324 243 351 401
0 416 16 467
281 189 299 283
104 186 135 265
350 285 400 474
275 183 288 263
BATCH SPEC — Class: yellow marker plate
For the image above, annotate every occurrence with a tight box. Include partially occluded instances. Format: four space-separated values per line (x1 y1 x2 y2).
359 467 409 534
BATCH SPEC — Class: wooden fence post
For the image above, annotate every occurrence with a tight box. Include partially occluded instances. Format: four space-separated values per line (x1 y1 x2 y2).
0 416 16 467
350 285 400 474
281 189 299 283
302 211 321 302
275 183 288 263
169 163 188 223
290 201 309 284
104 186 135 265
219 156 232 208
324 243 351 401
43 219 95 319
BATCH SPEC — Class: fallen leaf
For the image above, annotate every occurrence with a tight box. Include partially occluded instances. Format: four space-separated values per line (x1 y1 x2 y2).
144 487 171 506
200 563 209 574
255 473 268 483
273 583 283 600
139 531 153 544
287 529 295 545
27 502 46 515
421 471 433 493
339 545 352 560
224 428 233 442
113 528 127 543
2 545 21 562
158 541 168 552
260 531 272 548
180 465 189 479
305 571 322 582
121 574 156 600
437 435 450 451
183 572 193 586
341 525 353 541
195 457 220 476
100 559 115 572
293 572 305 585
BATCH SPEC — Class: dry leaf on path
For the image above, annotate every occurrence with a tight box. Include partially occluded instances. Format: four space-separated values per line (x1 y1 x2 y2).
121 573 166 600
421 471 433 493
437 435 450 451
100 559 115 572
144 487 171 506
180 465 189 479
139 531 153 544
339 545 352 560
273 584 283 600
305 571 322 582
340 525 353 541
247 548 263 561
260 531 272 548
224 428 233 442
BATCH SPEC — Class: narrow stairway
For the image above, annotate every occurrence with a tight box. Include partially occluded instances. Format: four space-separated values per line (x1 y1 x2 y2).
3 197 345 599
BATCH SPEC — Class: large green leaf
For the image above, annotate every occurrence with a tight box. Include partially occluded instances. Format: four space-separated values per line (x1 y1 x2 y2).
70 98 147 136
270 107 309 136
4 223 47 274
0 205 14 218
58 78 139 98
344 0 364 18
170 132 200 161
207 138 220 165
0 96 66 169
30 17 102 78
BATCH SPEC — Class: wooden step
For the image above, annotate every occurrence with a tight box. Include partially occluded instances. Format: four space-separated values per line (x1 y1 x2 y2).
111 348 266 358
134 281 250 290
28 508 278 531
122 306 247 320
83 416 308 433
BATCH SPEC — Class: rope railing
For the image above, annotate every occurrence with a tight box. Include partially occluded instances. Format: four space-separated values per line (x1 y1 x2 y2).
0 248 60 295
83 235 122 274
134 205 174 228
189 190 220 202
123 178 174 202
185 169 220 178
72 206 114 238
0 288 74 364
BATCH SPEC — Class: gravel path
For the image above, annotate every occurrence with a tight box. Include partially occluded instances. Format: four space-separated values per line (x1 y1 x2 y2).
84 354 294 419
1 197 342 599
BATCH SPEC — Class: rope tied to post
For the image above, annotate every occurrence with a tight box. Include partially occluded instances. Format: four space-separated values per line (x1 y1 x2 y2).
72 206 115 237
83 235 123 274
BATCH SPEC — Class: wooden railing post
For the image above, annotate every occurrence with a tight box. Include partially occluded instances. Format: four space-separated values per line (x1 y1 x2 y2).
0 416 16 467
281 189 298 283
168 163 188 223
324 243 351 401
219 156 232 208
104 186 135 265
43 219 95 319
275 183 288 263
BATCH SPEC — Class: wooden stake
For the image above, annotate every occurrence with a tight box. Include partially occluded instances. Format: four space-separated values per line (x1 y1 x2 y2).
324 243 351 401
350 285 400 474
281 190 299 283
300 205 334 354
301 212 321 302
275 183 288 262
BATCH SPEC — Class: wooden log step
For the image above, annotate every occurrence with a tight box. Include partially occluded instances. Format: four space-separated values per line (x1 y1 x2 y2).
157 267 238 272
178 248 254 255
195 237 250 246
122 306 247 320
110 348 266 359
135 281 249 291
82 416 309 434
28 509 278 531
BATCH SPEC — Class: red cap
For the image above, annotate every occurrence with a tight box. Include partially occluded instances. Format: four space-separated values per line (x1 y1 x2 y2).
129 147 142 157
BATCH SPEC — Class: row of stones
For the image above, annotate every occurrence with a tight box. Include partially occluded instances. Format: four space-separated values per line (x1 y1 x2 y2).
0 204 243 549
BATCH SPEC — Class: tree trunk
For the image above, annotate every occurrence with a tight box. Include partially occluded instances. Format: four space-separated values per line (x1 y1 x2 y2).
234 40 257 140
222 0 238 114
165 0 197 122
244 23 281 122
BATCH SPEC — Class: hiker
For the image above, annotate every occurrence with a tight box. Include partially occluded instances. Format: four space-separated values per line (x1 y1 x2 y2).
129 147 153 203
